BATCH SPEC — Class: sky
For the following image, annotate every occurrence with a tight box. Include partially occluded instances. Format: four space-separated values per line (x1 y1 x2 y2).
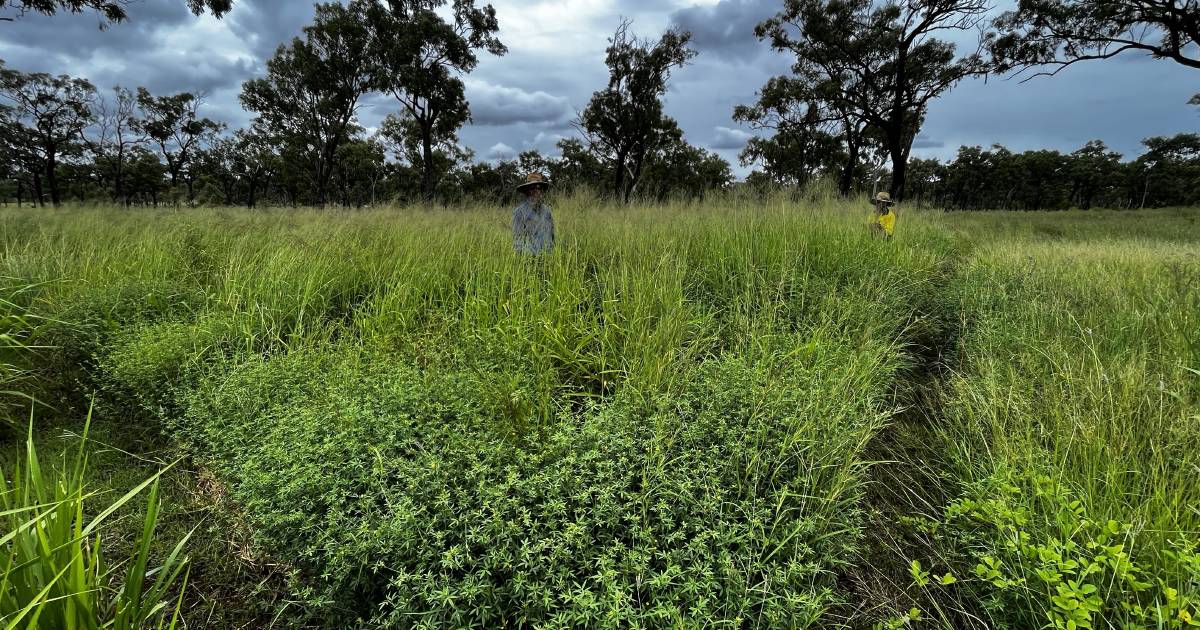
1 0 1197 177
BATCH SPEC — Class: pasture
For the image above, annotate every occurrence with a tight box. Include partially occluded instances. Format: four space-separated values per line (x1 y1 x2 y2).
1 198 1197 628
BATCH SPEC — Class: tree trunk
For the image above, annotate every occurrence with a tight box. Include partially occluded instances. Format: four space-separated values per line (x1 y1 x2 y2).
45 152 62 207
840 130 860 197
612 149 628 202
420 123 435 203
33 170 45 207
888 140 907 201
625 145 647 204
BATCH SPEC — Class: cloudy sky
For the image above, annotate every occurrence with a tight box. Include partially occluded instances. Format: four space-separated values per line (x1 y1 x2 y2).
1 0 1196 176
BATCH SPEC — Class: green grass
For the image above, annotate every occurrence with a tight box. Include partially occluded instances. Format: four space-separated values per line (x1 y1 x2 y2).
0 198 1196 627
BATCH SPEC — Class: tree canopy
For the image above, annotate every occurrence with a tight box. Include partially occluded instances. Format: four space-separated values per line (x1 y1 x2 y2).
579 20 697 203
991 0 1200 76
0 0 233 23
751 0 992 200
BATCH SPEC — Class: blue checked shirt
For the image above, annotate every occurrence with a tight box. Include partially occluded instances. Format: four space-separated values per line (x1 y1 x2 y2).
512 201 555 254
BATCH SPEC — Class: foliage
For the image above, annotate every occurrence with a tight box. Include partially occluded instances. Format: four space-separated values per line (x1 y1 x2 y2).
239 1 375 208
578 20 697 203
0 65 96 206
0 199 1196 627
0 414 191 629
900 137 1200 209
365 0 506 202
0 0 231 24
991 0 1200 76
751 0 992 199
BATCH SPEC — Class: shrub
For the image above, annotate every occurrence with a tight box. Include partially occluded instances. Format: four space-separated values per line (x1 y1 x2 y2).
175 331 892 627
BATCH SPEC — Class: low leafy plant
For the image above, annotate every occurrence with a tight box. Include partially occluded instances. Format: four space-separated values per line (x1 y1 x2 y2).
908 468 1200 629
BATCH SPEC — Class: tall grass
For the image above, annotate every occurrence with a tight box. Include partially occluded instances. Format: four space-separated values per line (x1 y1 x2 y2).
1 410 191 629
0 199 1195 627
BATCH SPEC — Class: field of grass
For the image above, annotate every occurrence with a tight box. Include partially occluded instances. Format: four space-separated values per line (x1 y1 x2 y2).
0 196 1196 628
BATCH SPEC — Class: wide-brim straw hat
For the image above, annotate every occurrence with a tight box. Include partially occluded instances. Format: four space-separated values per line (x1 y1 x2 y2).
874 191 895 204
517 172 550 192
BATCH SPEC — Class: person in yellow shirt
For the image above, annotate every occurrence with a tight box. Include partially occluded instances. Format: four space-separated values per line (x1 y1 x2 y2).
870 191 897 239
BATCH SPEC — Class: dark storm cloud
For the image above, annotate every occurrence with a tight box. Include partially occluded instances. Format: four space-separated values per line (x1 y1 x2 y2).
465 79 573 126
670 0 776 63
0 1 190 61
226 0 321 60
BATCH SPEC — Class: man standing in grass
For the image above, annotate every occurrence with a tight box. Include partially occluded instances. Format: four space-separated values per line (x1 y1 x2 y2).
513 172 555 254
871 192 897 239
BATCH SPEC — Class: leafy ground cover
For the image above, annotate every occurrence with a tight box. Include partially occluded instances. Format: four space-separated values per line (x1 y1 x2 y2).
0 198 1195 627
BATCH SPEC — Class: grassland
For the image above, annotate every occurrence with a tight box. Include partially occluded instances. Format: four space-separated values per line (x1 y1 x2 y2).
0 196 1196 628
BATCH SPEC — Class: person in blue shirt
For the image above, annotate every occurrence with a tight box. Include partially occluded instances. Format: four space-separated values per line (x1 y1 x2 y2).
512 172 555 255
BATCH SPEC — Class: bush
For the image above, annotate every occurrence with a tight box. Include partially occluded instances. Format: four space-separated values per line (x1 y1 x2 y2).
175 331 892 627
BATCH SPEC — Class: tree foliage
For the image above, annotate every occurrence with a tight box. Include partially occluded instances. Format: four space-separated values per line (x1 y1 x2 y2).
366 0 506 202
0 64 95 206
135 87 222 204
0 0 232 23
991 0 1200 76
752 0 992 199
240 1 374 207
579 20 697 203
900 136 1200 210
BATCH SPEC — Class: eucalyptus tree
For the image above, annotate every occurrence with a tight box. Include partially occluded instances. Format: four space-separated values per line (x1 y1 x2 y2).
991 0 1200 77
365 0 506 202
733 76 850 191
0 65 95 206
579 20 697 203
83 86 143 205
0 0 233 23
240 1 374 207
754 0 992 198
135 88 222 204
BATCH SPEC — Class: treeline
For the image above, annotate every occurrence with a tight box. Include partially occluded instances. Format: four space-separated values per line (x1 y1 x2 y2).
2 0 1199 209
904 137 1200 210
0 4 732 209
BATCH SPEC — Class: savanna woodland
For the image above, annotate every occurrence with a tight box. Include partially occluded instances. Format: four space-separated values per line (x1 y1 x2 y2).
1 0 1198 628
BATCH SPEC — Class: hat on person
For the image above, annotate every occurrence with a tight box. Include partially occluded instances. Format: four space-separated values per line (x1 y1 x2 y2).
874 191 895 204
517 172 550 192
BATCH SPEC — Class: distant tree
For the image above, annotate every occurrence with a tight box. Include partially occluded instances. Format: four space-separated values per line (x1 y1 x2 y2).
734 75 865 195
553 138 608 193
1133 133 1200 208
991 0 1200 77
332 137 385 208
640 132 734 201
0 65 95 206
195 134 239 205
0 0 233 23
123 144 166 205
135 88 221 205
240 1 374 207
755 0 991 199
378 110 471 203
0 103 21 203
365 0 506 202
517 150 553 179
459 158 520 206
230 129 277 209
579 20 697 203
1067 140 1123 209
902 157 944 207
83 86 144 205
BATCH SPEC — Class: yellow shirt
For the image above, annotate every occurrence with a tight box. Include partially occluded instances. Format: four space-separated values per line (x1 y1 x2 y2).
877 210 896 236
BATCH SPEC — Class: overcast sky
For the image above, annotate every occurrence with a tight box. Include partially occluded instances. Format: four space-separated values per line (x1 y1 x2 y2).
1 0 1197 176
